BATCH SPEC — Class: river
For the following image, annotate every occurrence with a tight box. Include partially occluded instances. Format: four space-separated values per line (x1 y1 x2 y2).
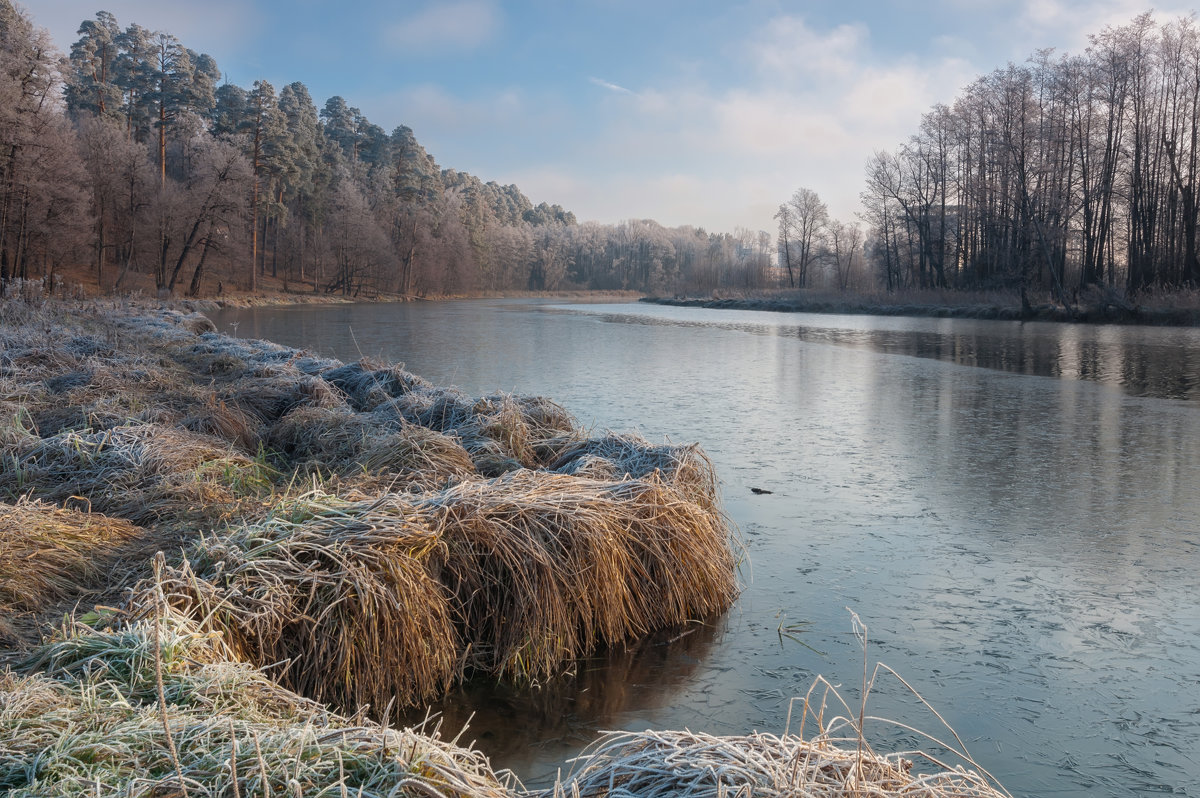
211 299 1200 797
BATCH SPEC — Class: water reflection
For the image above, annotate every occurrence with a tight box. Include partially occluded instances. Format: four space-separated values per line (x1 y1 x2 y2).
401 618 726 786
576 306 1200 401
214 300 1200 402
210 300 1200 797
821 330 1200 795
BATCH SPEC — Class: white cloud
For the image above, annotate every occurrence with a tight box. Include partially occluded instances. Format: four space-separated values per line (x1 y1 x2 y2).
1015 0 1196 51
589 77 633 94
30 0 263 60
753 17 870 84
550 15 972 232
384 1 501 53
391 83 526 130
385 12 984 235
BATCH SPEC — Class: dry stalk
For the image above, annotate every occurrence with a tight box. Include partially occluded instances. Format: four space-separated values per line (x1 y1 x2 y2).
153 552 189 798
229 717 241 798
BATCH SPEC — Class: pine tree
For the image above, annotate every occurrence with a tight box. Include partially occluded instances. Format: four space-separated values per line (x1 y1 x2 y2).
244 80 288 289
209 83 247 139
113 23 155 143
65 11 122 120
278 82 327 283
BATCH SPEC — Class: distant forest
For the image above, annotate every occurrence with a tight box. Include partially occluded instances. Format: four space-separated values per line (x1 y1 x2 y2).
4 4 1200 300
0 3 773 298
856 12 1200 299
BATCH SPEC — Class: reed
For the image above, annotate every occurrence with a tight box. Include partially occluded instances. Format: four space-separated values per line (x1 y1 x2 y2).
430 470 737 682
322 360 434 411
224 373 349 425
266 405 374 466
181 393 261 452
546 727 1010 798
1 299 739 711
141 493 461 712
1 423 273 524
358 422 478 488
0 498 141 608
550 432 720 509
143 466 737 712
547 652 1012 798
1 611 516 798
4 604 1012 798
266 406 476 489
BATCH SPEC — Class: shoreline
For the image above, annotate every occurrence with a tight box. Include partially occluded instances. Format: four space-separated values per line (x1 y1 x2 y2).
0 296 1011 797
168 289 644 313
0 299 735 680
641 293 1200 326
15 266 1200 326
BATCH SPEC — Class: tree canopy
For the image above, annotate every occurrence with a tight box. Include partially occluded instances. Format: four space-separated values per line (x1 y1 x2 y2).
860 12 1200 298
0 3 774 298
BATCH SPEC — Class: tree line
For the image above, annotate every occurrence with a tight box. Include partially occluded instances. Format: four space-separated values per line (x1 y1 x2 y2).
0 4 770 298
13 6 1200 301
860 12 1200 299
774 188 866 292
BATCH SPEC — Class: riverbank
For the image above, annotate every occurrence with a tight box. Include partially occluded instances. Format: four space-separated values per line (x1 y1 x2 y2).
0 295 1011 797
0 296 736 685
643 287 1200 326
14 262 641 311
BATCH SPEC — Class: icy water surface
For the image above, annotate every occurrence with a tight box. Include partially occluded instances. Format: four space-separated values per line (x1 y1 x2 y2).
213 300 1200 797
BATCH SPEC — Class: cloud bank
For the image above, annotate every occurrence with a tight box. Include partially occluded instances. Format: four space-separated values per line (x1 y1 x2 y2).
384 1 501 53
508 14 974 234
31 0 1199 238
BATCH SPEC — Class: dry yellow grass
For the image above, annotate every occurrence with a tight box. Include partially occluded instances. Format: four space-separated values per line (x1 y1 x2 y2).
430 470 736 681
0 498 147 650
143 493 459 712
0 498 143 614
266 406 477 489
0 297 1015 798
142 468 738 714
2 609 517 798
550 432 720 510
2 423 272 524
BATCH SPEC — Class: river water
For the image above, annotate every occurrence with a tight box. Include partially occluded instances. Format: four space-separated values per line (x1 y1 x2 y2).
211 299 1200 797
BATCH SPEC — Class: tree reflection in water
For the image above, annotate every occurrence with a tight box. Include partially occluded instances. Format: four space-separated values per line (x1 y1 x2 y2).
400 614 727 786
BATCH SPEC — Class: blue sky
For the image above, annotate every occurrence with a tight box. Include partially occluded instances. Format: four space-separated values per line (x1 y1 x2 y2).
31 0 1190 234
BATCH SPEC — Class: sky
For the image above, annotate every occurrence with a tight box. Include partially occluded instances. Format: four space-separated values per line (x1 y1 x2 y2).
28 0 1197 235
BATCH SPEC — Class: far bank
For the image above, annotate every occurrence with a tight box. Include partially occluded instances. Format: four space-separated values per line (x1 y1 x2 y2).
643 287 1200 326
